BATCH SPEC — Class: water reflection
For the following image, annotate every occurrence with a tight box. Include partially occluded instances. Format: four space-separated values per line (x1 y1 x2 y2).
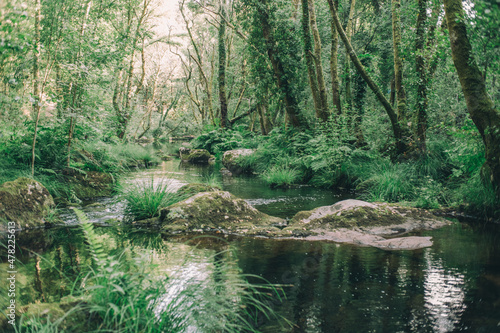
423 253 466 332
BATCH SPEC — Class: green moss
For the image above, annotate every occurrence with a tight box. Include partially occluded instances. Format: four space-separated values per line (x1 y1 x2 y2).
176 183 220 198
185 149 212 164
159 191 283 233
0 177 55 228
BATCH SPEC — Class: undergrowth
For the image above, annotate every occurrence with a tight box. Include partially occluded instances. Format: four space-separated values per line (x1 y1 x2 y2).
13 210 287 332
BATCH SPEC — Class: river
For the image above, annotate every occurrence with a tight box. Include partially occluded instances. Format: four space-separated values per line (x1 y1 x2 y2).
3 160 500 332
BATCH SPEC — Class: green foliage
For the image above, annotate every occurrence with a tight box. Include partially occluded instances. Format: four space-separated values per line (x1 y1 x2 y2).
121 178 184 220
261 165 300 188
191 127 255 156
357 162 417 202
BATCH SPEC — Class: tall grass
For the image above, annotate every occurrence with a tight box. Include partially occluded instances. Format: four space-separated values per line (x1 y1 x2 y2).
121 178 184 220
357 162 417 202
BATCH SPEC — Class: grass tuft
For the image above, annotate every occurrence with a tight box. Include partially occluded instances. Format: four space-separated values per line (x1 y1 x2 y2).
261 165 300 188
122 178 183 220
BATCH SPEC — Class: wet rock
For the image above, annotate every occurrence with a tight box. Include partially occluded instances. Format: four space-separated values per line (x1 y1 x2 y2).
285 199 450 250
222 149 256 174
181 149 212 164
158 191 283 235
62 168 114 200
0 177 55 229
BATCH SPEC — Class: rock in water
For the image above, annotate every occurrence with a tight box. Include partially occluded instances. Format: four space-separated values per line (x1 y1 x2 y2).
0 177 55 229
159 191 283 235
285 199 450 250
181 149 212 164
222 149 256 174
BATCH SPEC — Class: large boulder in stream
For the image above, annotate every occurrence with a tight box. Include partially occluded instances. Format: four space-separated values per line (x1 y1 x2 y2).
158 191 283 235
284 199 450 250
222 149 256 174
0 177 55 229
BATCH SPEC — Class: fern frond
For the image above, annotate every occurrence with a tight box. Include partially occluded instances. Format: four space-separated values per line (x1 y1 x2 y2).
73 208 107 270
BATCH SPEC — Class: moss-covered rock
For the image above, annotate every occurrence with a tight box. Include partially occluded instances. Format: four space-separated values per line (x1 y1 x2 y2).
158 191 283 235
222 149 255 174
182 149 212 164
0 177 55 229
62 168 114 200
176 183 221 198
284 199 450 250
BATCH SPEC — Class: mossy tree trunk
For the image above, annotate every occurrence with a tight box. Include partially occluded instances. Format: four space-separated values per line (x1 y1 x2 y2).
301 0 321 118
257 0 305 128
443 0 500 197
391 0 408 126
308 0 329 121
415 0 427 153
31 0 42 177
344 0 356 113
218 3 228 128
327 0 342 115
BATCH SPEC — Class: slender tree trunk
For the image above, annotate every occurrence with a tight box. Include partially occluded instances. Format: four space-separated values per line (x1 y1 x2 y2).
67 0 92 167
301 0 321 117
218 3 228 128
308 0 329 121
443 0 500 196
31 0 42 177
392 0 407 123
344 0 356 112
327 0 342 115
415 0 427 153
328 1 408 155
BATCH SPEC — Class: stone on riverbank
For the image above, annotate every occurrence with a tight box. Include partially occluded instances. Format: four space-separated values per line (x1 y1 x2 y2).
158 191 283 235
0 177 55 229
222 149 255 174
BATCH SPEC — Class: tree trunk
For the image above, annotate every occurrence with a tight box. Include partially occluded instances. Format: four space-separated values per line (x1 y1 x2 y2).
257 1 305 128
218 3 229 128
443 0 500 196
31 0 42 177
308 0 329 121
391 0 407 123
327 0 342 115
344 0 357 112
415 0 427 153
301 0 321 117
328 1 408 155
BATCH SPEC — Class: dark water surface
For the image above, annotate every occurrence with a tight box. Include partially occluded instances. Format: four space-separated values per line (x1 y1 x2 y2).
3 161 500 332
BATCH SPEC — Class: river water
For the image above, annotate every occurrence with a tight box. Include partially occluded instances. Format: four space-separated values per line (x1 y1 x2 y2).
3 161 500 332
